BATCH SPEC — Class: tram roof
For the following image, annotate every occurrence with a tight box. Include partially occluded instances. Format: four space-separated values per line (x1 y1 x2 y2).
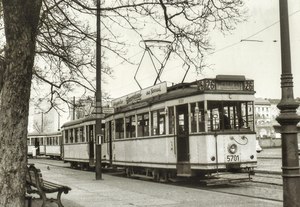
61 115 97 128
112 75 255 114
28 131 61 137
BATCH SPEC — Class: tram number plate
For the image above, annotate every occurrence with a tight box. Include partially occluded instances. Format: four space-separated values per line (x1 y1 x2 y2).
227 155 240 162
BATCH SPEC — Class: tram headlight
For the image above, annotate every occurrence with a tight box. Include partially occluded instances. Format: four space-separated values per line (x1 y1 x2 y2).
228 143 238 154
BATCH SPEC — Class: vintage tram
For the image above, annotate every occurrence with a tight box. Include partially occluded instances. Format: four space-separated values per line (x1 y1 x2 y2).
27 131 62 159
104 75 257 180
61 116 108 168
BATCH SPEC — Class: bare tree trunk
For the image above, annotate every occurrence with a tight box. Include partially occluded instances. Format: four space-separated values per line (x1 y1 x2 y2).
0 1 42 206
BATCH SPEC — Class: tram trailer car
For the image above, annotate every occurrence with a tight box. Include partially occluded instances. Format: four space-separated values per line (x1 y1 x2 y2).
45 131 63 159
27 133 46 156
27 131 62 159
105 75 257 180
61 116 109 169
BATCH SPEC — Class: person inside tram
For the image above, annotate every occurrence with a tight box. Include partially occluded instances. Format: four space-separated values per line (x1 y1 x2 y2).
222 114 231 129
239 116 245 128
218 107 231 130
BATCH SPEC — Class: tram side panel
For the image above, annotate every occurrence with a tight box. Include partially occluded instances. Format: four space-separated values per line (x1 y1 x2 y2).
45 145 61 158
112 136 177 169
64 143 90 163
27 145 34 156
39 145 46 155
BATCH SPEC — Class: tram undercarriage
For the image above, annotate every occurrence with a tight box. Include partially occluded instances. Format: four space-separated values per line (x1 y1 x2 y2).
121 164 255 185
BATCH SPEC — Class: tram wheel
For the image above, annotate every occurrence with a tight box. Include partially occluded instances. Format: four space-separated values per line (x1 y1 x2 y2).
152 170 160 182
70 162 75 169
159 171 169 183
126 167 132 177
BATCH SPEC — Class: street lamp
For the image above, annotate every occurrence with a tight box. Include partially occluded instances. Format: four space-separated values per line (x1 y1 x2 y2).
277 0 300 206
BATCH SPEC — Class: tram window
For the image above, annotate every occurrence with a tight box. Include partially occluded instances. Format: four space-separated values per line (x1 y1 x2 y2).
39 138 43 145
69 129 74 143
137 113 149 137
159 110 166 135
152 111 158 135
151 109 165 136
198 102 205 132
86 125 94 142
168 107 175 134
207 101 254 131
74 128 78 143
27 138 30 145
126 116 136 138
64 131 69 143
191 102 205 133
191 103 197 133
115 118 124 139
79 127 84 142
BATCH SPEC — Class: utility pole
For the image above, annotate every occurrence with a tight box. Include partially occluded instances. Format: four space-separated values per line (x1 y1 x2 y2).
72 96 76 120
41 112 44 133
95 0 102 180
277 0 300 206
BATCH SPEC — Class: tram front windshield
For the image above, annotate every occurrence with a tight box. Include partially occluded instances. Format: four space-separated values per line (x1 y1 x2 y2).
207 101 254 132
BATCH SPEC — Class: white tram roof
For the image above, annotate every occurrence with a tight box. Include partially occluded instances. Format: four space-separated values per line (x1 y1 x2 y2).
111 75 255 113
28 131 61 137
61 115 98 128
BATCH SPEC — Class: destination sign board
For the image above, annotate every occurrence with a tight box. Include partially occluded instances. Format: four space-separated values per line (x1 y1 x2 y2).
216 81 243 91
112 82 167 108
197 78 254 91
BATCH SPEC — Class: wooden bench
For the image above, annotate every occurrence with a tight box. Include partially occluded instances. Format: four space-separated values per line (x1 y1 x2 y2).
26 164 71 207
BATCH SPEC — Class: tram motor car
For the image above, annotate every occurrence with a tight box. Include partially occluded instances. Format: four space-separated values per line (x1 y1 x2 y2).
103 75 258 180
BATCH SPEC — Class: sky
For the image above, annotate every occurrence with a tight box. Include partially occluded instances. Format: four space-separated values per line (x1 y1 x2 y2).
28 0 300 132
103 0 300 100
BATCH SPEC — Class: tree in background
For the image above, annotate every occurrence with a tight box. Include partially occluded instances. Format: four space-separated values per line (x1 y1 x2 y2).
32 112 52 133
0 0 246 206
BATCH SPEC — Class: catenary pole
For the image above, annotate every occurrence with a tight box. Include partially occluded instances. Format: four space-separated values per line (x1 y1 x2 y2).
95 0 102 180
277 0 300 206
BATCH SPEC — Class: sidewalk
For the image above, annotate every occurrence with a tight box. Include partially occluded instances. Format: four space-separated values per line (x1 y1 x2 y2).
29 160 281 207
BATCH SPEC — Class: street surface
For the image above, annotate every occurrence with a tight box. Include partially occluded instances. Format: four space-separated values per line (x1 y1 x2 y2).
28 148 295 207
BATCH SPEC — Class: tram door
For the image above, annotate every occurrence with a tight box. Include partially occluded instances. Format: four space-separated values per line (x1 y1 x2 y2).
176 104 190 162
176 104 191 175
108 121 113 165
88 125 95 165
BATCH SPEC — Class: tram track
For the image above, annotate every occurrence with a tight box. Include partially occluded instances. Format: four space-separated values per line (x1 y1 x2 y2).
181 183 283 204
251 173 283 187
30 158 283 205
165 177 282 205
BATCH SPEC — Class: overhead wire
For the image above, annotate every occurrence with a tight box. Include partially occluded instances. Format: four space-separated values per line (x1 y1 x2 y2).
211 9 300 55
106 9 300 96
